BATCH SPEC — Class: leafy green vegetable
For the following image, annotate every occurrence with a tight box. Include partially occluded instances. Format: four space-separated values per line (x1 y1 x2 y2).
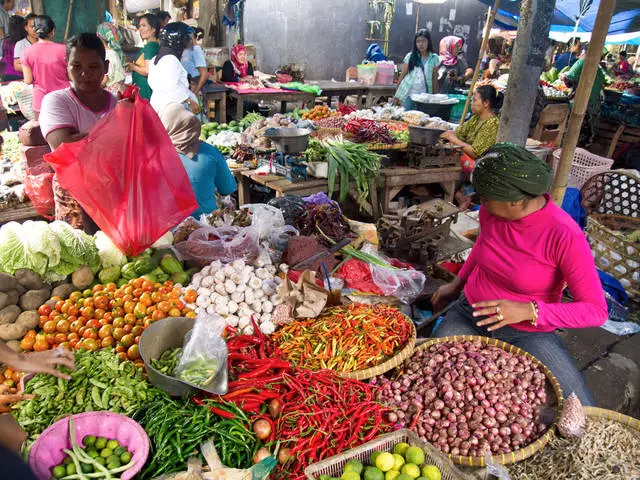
305 139 327 163
94 231 127 269
0 221 57 276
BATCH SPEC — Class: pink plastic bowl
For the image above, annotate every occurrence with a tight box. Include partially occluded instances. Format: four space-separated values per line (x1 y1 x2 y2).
29 411 150 480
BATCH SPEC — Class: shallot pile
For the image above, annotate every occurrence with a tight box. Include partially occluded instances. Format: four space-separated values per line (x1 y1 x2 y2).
374 340 550 458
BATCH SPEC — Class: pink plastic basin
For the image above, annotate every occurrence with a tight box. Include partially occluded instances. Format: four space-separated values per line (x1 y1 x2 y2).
29 411 150 480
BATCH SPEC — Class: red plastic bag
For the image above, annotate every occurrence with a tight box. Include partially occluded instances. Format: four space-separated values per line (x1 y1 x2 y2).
44 93 197 256
23 172 54 220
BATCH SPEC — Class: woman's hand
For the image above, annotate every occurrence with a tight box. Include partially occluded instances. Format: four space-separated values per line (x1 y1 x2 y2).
0 385 34 413
7 349 75 380
440 130 457 142
472 299 534 331
432 281 461 311
188 99 200 114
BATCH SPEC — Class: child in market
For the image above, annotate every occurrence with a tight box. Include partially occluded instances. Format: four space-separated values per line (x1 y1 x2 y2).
39 32 118 232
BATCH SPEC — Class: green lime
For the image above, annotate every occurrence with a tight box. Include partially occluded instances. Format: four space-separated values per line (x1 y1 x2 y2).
375 453 395 473
385 471 401 480
120 451 132 464
421 465 442 480
107 455 121 466
363 466 385 480
416 477 428 480
63 457 73 465
401 464 420 479
395 475 413 480
87 449 99 458
94 437 108 450
341 472 360 480
95 457 106 466
66 464 77 475
107 462 121 471
80 463 93 474
370 451 383 466
83 435 96 448
106 439 120 450
113 446 127 456
52 465 66 479
318 476 331 480
100 448 113 458
345 459 364 475
392 454 405 471
404 447 425 466
393 443 410 457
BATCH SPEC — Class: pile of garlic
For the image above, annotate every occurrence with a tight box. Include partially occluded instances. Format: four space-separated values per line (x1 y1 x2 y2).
184 259 283 335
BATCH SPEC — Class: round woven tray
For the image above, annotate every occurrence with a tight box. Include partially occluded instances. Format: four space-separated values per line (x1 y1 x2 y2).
366 141 408 151
341 316 416 381
584 406 640 432
414 335 564 467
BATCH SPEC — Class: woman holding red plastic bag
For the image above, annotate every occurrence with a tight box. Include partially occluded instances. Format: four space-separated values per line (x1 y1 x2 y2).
39 33 118 233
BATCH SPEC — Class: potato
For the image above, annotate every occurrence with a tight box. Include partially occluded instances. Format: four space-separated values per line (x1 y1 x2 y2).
0 272 17 292
14 269 44 290
52 283 79 300
0 305 21 325
0 323 28 341
19 288 51 311
4 289 20 306
5 340 21 352
44 298 59 311
13 283 26 296
72 266 94 290
15 311 39 330
0 292 9 311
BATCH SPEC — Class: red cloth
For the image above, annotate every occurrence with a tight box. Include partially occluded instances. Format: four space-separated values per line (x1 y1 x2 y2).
335 259 384 295
458 195 608 332
231 44 249 78
224 83 286 94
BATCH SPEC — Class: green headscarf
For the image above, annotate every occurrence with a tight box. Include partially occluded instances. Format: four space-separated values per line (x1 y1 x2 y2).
472 143 553 202
97 22 124 66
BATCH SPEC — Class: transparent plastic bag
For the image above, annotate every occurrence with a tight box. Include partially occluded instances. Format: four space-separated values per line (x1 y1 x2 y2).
242 203 285 241
362 245 426 303
175 314 227 391
173 226 260 267
266 225 299 263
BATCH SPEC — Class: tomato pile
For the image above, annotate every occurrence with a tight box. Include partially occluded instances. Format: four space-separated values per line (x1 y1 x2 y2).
19 279 199 367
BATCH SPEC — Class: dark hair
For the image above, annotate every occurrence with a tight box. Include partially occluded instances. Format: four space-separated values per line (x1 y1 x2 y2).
157 11 171 22
34 15 55 40
620 50 627 59
194 27 204 41
25 13 37 22
138 13 161 39
66 33 106 62
476 85 504 113
7 15 25 44
408 29 434 72
568 37 581 47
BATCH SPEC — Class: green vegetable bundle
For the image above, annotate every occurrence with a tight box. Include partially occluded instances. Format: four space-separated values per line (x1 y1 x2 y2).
304 139 327 163
13 349 167 440
323 140 382 210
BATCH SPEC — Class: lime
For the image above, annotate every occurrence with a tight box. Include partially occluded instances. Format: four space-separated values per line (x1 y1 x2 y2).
401 464 421 479
66 464 77 476
95 437 108 450
107 462 121 471
63 457 73 465
404 447 425 466
375 452 395 472
113 446 127 456
107 455 121 466
80 463 93 474
416 477 428 480
385 471 401 480
95 457 106 466
363 466 385 480
370 451 383 466
100 448 113 458
120 451 132 464
52 465 66 479
345 459 364 474
393 443 410 457
395 475 413 480
341 472 360 480
318 476 331 480
392 454 405 471
87 449 99 458
421 465 442 480
106 439 120 450
83 435 96 448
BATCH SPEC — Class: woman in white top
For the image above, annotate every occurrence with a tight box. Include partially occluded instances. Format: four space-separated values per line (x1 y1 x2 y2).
395 29 440 110
148 22 198 114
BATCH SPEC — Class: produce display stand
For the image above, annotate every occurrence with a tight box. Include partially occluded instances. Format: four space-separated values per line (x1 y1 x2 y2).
306 81 368 107
380 166 463 211
228 89 316 119
0 200 41 225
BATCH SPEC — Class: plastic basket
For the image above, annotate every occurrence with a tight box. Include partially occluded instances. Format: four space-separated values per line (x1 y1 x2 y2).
376 64 395 85
305 429 468 480
357 64 377 86
552 148 614 189
447 94 468 122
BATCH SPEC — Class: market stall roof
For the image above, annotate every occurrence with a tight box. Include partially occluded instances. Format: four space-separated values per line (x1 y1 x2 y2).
548 30 640 45
478 0 640 34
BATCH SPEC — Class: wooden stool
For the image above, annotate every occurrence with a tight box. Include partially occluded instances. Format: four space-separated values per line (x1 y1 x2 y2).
531 103 569 146
205 91 227 123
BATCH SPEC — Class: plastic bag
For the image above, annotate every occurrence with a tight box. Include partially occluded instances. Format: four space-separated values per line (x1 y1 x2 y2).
174 226 260 267
362 245 426 303
175 314 227 391
23 172 54 220
242 204 285 241
557 392 586 437
267 196 307 225
44 93 198 257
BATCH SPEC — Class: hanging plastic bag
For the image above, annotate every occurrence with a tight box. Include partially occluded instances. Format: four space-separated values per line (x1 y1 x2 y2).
23 172 54 220
173 226 260 267
175 314 227 392
44 92 198 257
242 203 285 241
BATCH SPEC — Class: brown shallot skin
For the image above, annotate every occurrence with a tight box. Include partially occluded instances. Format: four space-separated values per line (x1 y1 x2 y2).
372 340 549 457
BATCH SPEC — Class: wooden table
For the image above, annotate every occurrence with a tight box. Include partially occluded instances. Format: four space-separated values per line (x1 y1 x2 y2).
204 90 227 123
229 90 316 119
306 81 367 106
380 166 462 212
0 201 41 225
363 85 397 108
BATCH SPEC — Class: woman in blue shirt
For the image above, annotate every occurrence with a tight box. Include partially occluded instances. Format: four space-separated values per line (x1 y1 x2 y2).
160 103 236 218
395 29 440 110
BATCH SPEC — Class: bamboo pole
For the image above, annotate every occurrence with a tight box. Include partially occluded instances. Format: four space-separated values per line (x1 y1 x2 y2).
64 0 74 41
550 0 616 205
459 0 499 126
415 4 420 33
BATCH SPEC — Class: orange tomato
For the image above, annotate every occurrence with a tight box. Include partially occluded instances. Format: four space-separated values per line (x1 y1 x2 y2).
123 301 136 314
143 319 152 328
69 338 79 348
54 300 64 312
127 344 140 360
157 301 170 313
151 310 165 321
80 338 99 351
94 308 106 320
114 290 125 299
134 303 147 319
168 308 182 318
24 330 37 340
56 319 70 333
185 311 197 319
86 319 100 330
54 333 67 344
112 306 124 318
139 292 153 307
123 324 133 334
183 289 198 304
67 332 79 342
69 291 82 302
131 325 144 337
124 313 136 325
80 306 94 320
170 299 185 310
92 284 104 293
113 327 125 341
117 351 128 361
151 291 163 303
43 320 57 334
94 296 108 310
120 334 134 348
45 333 56 346
103 312 114 323
131 278 143 289
105 282 117 292
69 320 83 333
38 304 52 316
98 324 114 339
60 302 71 314
101 336 115 348
115 344 126 353
67 304 79 317
112 317 125 329
19 337 34 351
83 298 95 309
132 288 143 298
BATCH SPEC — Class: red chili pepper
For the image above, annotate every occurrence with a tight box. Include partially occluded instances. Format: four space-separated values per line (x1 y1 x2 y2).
192 397 236 419
409 405 423 431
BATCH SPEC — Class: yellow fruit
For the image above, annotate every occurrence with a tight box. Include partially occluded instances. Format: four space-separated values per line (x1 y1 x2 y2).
386 471 401 480
393 443 410 456
404 447 425 466
345 459 364 475
375 452 395 473
341 472 360 480
370 451 383 466
421 465 442 480
401 464 421 479
392 454 405 471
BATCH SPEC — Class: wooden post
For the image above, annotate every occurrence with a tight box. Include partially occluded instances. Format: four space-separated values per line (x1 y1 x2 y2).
415 4 420 33
459 0 499 126
550 0 616 205
64 0 74 41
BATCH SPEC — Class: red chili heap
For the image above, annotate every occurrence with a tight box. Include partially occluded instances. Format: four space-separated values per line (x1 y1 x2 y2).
343 118 394 144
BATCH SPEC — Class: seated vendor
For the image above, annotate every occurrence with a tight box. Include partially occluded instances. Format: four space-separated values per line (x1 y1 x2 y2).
159 102 237 218
440 85 502 159
432 144 607 405
221 44 254 82
483 58 501 80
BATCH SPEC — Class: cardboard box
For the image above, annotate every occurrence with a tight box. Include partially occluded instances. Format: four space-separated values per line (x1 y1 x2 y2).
204 47 229 68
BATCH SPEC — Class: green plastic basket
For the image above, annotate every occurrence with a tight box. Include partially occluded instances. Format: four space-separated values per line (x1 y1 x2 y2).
448 94 468 122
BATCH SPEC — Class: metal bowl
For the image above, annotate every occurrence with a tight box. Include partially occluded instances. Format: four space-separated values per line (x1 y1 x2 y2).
139 317 228 397
263 127 312 153
408 125 445 145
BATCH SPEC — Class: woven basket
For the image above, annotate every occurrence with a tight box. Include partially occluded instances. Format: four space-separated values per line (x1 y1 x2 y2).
379 120 410 132
552 148 614 189
584 406 640 432
304 429 469 480
341 317 416 381
412 336 563 467
366 142 408 151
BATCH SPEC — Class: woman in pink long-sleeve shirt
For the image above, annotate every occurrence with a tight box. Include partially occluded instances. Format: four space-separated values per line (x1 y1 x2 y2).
432 143 607 405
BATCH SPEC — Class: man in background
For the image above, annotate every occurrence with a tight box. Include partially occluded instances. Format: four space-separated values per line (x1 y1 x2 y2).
158 10 171 27
554 37 581 71
0 0 15 38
